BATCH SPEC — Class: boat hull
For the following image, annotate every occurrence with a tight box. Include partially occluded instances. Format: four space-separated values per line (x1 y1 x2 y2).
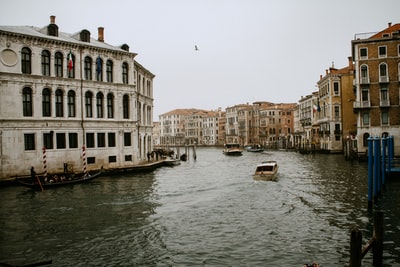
252 161 278 181
16 170 102 190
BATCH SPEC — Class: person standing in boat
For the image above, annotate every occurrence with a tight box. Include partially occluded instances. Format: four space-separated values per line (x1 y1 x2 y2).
30 166 36 183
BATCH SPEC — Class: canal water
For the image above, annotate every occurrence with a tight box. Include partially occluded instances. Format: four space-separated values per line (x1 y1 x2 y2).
0 147 399 266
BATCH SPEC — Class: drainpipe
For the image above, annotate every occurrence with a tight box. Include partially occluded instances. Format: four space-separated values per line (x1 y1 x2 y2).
80 47 85 144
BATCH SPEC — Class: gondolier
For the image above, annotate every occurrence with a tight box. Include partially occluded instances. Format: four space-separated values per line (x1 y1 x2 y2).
30 166 36 183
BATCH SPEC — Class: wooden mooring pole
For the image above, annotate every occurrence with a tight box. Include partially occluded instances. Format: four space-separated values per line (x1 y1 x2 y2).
373 211 384 266
349 211 383 267
350 229 362 267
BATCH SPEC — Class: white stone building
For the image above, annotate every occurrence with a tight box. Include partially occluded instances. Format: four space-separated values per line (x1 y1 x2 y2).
0 16 155 179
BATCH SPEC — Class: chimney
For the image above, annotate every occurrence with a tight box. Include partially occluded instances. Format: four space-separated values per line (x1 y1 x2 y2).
388 22 392 27
325 69 328 75
320 74 322 80
98 27 104 42
50 15 56 24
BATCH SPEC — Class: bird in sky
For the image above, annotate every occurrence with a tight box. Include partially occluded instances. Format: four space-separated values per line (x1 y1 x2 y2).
195 45 199 51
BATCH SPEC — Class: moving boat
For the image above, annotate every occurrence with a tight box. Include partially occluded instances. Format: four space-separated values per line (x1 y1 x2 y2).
16 170 102 190
163 157 181 166
246 145 264 153
252 160 278 181
223 143 243 156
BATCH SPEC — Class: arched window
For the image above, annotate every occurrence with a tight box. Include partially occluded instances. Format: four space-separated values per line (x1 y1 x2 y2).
122 62 129 84
84 56 92 80
22 87 33 116
55 89 63 117
21 47 31 74
106 60 113 82
96 92 104 118
55 52 63 77
42 88 51 117
67 52 75 78
360 65 369 84
67 90 76 117
85 91 93 118
379 63 388 82
107 93 114 118
123 94 129 119
96 56 103 81
41 50 51 76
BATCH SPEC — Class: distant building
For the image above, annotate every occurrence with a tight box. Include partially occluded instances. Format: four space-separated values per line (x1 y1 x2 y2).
295 92 319 152
316 57 356 153
0 16 155 179
352 22 400 155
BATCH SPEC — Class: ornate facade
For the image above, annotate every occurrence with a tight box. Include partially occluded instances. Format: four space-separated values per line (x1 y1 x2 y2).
0 16 155 179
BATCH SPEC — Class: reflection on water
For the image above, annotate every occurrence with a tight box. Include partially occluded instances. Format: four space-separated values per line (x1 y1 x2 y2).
0 147 399 266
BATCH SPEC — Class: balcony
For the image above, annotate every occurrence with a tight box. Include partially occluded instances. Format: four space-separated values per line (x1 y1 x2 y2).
360 77 370 84
380 99 390 107
379 76 389 83
353 101 370 110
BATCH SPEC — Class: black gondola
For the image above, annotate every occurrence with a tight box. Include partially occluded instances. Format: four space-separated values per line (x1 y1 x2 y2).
16 170 102 190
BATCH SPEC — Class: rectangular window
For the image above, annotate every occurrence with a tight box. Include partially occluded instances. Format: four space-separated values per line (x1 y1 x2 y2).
361 89 369 102
382 112 389 125
56 133 66 149
87 157 95 164
86 133 95 148
334 106 340 118
69 133 78 148
24 133 35 150
43 133 53 149
109 156 117 163
124 132 131 146
333 82 339 95
360 48 367 59
97 133 105 147
108 132 116 147
125 155 132 161
378 46 387 58
363 113 369 125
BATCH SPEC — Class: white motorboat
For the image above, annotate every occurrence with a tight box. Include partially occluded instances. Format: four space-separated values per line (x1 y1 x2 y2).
252 160 278 181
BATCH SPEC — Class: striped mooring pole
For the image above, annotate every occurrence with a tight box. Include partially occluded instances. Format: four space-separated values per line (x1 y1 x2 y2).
42 146 47 178
82 145 87 175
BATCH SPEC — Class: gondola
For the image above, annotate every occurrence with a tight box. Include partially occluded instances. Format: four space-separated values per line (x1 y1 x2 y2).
16 169 102 190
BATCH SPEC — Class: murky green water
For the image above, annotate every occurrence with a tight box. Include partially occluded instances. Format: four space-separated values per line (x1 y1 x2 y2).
1 148 399 266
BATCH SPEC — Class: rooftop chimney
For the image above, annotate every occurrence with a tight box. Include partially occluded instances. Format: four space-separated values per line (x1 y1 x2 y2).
98 27 104 42
50 15 56 24
388 22 392 27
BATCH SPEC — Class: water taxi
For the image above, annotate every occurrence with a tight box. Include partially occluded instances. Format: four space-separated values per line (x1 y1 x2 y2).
252 160 278 181
223 143 243 156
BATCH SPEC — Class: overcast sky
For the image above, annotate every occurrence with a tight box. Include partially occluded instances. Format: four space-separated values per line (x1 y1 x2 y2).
1 0 399 118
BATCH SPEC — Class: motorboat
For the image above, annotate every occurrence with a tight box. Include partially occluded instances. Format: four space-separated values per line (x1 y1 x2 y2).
246 144 264 153
252 160 278 181
223 143 243 156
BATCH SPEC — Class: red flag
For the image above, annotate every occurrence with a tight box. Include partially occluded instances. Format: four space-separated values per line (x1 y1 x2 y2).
67 51 73 71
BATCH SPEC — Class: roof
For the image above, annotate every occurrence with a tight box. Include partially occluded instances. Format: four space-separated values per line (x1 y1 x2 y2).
0 25 134 55
369 23 400 39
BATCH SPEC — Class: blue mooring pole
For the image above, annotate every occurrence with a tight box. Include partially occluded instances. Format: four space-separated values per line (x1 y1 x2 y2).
373 137 380 201
367 137 373 208
381 137 387 186
388 136 394 174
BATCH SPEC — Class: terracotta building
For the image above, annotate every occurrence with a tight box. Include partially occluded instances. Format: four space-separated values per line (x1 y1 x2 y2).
352 22 400 155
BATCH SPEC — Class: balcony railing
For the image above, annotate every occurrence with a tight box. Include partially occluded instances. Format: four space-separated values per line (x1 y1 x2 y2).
353 101 371 109
380 99 390 107
379 76 389 83
360 77 370 84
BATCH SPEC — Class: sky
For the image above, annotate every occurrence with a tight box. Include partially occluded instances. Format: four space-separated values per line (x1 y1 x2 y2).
0 0 399 118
